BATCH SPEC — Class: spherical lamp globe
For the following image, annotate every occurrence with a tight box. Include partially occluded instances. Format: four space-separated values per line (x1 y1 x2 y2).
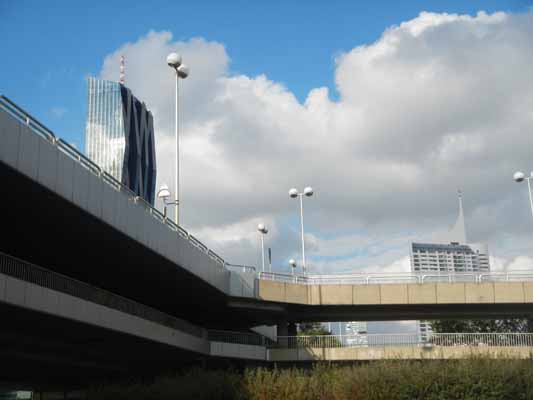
166 52 182 68
514 171 526 183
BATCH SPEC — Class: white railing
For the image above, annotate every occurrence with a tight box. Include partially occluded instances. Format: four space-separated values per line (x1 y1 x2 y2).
225 263 257 274
272 333 533 349
0 95 229 270
258 271 533 285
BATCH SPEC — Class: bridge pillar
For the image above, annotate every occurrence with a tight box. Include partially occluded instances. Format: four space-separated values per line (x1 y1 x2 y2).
527 317 533 333
288 322 297 337
277 320 288 347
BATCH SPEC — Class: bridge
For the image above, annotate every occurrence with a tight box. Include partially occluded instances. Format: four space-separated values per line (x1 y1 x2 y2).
254 271 533 324
209 331 533 362
1 94 533 387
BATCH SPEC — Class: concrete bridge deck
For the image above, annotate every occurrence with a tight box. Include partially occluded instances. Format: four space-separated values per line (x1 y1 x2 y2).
257 279 533 306
248 278 533 323
0 96 256 330
212 332 533 362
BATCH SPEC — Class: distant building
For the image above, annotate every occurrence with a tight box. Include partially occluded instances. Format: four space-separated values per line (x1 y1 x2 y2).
345 321 368 346
85 77 157 205
410 192 490 341
411 242 490 274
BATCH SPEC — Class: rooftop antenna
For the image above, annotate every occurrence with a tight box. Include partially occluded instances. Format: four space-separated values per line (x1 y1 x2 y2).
119 55 125 85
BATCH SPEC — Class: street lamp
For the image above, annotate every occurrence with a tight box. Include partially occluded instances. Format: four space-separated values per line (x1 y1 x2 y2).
289 186 314 275
257 223 268 272
166 52 190 226
513 171 533 218
157 184 176 219
289 259 297 276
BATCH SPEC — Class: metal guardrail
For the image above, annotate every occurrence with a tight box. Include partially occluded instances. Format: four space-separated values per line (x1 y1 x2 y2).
272 333 533 349
224 263 257 274
0 250 204 338
258 271 533 285
0 95 228 270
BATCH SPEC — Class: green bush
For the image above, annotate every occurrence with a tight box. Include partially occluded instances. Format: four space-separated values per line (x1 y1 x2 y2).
88 359 533 400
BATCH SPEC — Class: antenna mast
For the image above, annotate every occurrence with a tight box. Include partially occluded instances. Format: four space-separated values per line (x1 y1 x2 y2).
119 55 125 85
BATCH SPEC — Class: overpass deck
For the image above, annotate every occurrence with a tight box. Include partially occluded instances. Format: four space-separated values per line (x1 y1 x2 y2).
211 332 533 361
0 95 255 328
231 272 533 323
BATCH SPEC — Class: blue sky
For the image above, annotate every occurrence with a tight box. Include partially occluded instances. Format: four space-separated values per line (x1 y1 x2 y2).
1 0 531 149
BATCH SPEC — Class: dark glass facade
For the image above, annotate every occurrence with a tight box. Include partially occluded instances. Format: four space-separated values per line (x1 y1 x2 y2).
86 78 157 205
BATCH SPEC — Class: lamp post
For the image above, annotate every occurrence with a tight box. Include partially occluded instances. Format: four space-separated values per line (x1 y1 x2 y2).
513 171 533 218
166 52 189 226
289 187 314 275
157 184 176 219
257 224 268 272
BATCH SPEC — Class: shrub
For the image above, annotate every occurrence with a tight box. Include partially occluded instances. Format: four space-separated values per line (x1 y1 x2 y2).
87 359 533 400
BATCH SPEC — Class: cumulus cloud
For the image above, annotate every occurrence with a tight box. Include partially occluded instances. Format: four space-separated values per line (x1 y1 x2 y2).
97 10 533 273
49 106 67 118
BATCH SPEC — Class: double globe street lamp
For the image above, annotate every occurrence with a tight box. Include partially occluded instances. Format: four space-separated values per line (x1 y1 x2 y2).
513 171 533 218
166 52 190 226
289 187 314 275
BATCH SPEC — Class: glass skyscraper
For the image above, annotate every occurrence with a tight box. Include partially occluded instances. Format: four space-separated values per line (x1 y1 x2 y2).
85 77 157 205
85 77 125 181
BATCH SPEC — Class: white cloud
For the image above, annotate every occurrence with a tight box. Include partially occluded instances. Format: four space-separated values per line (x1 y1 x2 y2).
96 11 533 273
49 106 66 118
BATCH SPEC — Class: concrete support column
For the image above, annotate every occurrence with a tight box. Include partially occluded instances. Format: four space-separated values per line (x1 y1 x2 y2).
527 317 533 333
277 320 288 347
288 322 297 337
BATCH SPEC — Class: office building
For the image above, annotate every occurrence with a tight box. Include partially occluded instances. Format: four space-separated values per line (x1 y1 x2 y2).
85 77 157 205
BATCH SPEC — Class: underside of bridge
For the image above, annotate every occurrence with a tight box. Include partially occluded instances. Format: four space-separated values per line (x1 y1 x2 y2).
0 160 257 329
0 301 205 389
226 297 533 325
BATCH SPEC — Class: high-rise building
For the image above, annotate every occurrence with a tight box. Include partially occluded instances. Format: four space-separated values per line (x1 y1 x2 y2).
86 77 125 180
85 77 157 205
411 242 490 274
410 192 490 341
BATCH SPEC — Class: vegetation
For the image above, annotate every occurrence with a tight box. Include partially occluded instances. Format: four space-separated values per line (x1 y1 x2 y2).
88 359 533 400
431 318 530 333
298 322 331 336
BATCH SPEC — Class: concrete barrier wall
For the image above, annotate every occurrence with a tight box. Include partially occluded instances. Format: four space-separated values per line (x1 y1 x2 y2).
210 342 267 360
229 271 256 298
0 109 230 295
0 272 210 355
269 346 533 361
258 280 533 306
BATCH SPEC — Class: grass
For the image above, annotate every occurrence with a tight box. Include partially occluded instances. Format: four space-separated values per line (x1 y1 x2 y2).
88 359 533 400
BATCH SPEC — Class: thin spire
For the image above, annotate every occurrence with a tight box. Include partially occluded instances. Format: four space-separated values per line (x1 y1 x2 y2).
449 189 467 243
119 55 125 85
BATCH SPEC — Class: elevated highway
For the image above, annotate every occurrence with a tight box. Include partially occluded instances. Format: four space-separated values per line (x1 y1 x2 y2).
0 96 258 330
210 332 533 362
251 274 533 323
3 94 533 385
4 94 533 331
